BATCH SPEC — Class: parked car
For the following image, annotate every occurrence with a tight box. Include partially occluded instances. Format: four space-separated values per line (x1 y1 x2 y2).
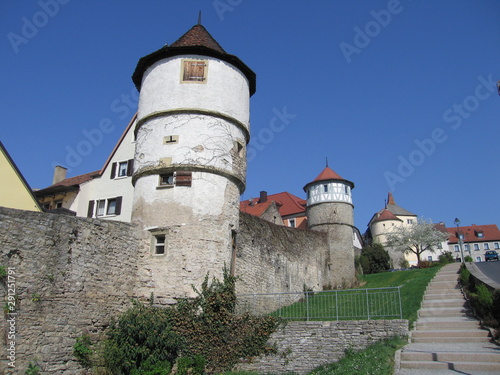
484 250 499 261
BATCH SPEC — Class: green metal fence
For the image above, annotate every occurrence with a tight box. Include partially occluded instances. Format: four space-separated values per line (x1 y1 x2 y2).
237 287 402 321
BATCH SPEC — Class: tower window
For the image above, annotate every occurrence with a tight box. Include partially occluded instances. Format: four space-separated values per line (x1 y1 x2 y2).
154 234 166 255
159 173 175 187
323 184 328 193
181 59 208 83
158 171 192 188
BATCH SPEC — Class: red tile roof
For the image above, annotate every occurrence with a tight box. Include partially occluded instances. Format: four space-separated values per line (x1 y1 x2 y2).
303 166 354 191
372 209 401 223
171 24 226 53
312 166 344 182
35 170 100 196
240 191 306 218
447 224 500 244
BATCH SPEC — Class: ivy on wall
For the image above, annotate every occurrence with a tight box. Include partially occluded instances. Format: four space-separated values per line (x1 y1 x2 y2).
76 268 282 374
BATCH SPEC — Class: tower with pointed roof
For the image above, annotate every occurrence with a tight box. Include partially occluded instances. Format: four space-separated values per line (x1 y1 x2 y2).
303 166 356 287
131 23 255 297
367 192 417 267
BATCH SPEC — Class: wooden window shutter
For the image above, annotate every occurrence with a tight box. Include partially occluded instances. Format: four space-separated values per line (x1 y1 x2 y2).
87 200 95 218
183 61 205 81
115 196 122 215
127 159 134 177
110 162 117 179
175 171 192 186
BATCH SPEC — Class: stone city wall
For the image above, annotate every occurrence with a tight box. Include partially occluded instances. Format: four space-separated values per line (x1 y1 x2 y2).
235 212 329 301
237 319 409 375
0 206 142 374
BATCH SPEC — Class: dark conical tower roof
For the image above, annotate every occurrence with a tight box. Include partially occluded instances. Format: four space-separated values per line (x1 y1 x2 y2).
132 24 256 95
170 24 226 53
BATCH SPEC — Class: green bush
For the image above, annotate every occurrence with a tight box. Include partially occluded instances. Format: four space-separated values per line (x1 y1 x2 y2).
73 335 93 369
102 302 184 375
438 251 454 264
130 357 171 375
464 255 473 262
177 355 205 375
94 268 281 374
459 265 470 285
359 243 391 274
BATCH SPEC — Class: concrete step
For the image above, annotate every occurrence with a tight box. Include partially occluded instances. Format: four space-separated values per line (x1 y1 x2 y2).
419 307 470 317
412 330 489 338
411 336 490 343
401 351 500 363
424 291 462 299
400 360 500 372
415 320 479 330
422 299 466 308
432 274 459 281
427 282 459 290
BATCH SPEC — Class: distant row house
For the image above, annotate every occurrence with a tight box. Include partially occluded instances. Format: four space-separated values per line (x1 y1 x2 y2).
365 192 500 265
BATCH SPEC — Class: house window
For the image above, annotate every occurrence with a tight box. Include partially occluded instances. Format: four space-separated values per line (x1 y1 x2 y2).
289 219 296 228
495 243 499 249
97 200 106 216
154 234 166 255
407 219 413 224
484 243 490 250
42 203 50 210
474 244 480 251
476 231 484 238
476 256 481 262
437 243 443 249
427 256 433 261
181 59 208 82
458 233 464 240
107 198 117 215
110 159 133 179
55 201 63 208
464 244 470 251
88 197 122 218
454 245 459 252
118 162 128 177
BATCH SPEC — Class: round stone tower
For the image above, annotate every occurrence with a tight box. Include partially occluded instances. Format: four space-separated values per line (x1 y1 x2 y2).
131 23 256 298
303 166 356 288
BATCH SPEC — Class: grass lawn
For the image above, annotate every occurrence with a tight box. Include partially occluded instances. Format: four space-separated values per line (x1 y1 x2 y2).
227 266 443 375
265 266 442 325
359 266 442 325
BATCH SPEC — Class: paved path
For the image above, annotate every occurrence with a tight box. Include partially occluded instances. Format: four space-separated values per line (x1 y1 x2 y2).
394 263 500 375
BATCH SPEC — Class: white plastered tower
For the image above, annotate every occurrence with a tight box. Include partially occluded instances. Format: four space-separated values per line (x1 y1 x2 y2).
131 23 256 298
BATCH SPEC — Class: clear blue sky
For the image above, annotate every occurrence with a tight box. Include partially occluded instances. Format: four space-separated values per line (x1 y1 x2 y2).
2 1 499 232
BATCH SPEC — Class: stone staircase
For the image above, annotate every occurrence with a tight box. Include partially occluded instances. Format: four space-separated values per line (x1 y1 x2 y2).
396 262 500 374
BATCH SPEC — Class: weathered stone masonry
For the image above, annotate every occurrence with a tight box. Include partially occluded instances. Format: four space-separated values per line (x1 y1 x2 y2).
0 207 142 374
238 320 409 375
0 207 406 374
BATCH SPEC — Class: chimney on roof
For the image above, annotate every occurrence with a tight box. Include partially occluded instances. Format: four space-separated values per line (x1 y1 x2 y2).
52 165 67 185
259 191 267 203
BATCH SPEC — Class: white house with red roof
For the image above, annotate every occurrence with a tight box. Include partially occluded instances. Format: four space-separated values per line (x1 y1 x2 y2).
35 114 137 221
447 224 500 262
